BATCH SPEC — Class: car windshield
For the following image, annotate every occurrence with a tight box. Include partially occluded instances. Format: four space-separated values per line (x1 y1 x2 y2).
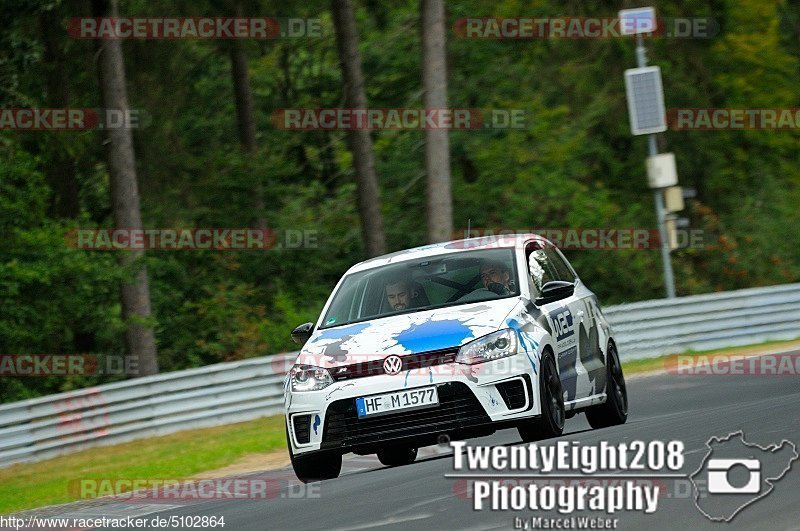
320 248 519 329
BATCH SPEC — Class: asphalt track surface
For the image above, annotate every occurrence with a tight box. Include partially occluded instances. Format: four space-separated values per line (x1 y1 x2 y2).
22 349 800 530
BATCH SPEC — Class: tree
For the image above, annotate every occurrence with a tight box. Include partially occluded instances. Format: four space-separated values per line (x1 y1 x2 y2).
421 0 453 243
331 0 386 256
93 0 158 376
39 7 80 218
229 1 266 227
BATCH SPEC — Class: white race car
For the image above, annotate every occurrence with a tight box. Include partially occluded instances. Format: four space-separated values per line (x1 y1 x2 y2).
284 234 627 482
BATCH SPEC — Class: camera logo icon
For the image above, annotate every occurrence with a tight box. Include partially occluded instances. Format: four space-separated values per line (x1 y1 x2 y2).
691 431 798 522
707 458 760 494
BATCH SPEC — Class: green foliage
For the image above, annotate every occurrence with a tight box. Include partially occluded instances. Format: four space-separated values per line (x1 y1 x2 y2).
1 0 799 402
0 141 125 401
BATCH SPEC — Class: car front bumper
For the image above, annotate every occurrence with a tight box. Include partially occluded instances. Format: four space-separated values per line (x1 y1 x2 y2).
284 352 541 456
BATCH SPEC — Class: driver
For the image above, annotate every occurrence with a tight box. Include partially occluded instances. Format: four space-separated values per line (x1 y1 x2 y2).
479 260 512 296
385 276 417 311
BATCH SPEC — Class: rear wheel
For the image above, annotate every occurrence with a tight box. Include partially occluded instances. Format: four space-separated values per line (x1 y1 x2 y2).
286 425 342 483
586 342 628 429
377 445 418 467
518 349 564 442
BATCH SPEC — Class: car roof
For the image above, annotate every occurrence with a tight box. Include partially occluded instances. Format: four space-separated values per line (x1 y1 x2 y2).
347 233 550 274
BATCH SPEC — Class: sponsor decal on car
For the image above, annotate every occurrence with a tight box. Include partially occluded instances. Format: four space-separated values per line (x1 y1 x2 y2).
550 308 575 344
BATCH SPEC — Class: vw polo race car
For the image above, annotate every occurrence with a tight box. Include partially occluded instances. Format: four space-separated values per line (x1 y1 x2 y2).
283 234 628 482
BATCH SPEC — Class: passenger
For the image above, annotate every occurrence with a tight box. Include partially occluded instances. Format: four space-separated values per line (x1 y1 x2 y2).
479 260 512 296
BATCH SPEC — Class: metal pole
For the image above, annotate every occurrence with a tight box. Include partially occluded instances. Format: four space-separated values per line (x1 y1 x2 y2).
650 140 676 298
636 34 676 298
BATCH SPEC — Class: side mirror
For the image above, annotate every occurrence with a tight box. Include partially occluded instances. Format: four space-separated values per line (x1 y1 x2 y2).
291 322 314 345
535 281 575 306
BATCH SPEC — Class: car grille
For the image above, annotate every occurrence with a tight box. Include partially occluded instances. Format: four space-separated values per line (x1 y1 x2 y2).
321 382 490 450
496 378 528 410
292 414 311 444
329 348 459 382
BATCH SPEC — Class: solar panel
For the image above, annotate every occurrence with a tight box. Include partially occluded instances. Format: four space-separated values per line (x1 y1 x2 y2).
624 66 667 135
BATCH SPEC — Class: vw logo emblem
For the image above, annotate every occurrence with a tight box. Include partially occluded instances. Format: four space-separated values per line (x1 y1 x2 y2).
383 355 402 375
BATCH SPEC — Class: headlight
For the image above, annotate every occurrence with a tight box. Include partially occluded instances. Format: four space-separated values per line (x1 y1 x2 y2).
456 329 518 365
289 364 334 392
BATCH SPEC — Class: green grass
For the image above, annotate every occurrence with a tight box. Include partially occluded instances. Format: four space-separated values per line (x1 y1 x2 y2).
0 415 286 515
621 337 800 375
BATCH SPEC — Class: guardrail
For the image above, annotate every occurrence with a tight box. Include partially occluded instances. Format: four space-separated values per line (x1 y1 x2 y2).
0 355 295 468
607 282 800 360
1 283 799 468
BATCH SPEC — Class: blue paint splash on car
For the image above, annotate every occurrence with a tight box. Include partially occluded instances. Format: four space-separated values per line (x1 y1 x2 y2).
311 322 371 342
312 414 320 435
507 317 539 375
487 393 499 407
393 319 474 353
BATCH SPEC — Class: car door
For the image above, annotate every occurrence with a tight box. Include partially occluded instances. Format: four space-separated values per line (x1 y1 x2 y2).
543 245 606 400
525 242 583 403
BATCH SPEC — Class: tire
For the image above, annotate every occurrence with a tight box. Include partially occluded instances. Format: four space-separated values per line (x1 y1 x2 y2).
518 349 565 442
586 341 628 429
286 425 342 483
377 445 418 467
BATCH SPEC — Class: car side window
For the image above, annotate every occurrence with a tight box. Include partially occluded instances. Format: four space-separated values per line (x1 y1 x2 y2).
525 243 559 295
544 246 576 283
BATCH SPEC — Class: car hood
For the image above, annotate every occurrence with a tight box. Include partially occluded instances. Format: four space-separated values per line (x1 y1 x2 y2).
297 298 521 368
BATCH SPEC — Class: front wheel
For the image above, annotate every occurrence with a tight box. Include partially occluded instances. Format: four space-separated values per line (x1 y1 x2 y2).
586 342 628 429
286 426 342 483
518 349 565 442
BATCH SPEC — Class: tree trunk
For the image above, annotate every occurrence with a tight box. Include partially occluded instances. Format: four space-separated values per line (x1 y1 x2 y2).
229 2 266 227
93 0 158 376
331 0 387 257
421 0 453 243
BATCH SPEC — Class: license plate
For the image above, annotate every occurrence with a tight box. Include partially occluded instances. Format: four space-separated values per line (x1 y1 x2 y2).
355 386 439 418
